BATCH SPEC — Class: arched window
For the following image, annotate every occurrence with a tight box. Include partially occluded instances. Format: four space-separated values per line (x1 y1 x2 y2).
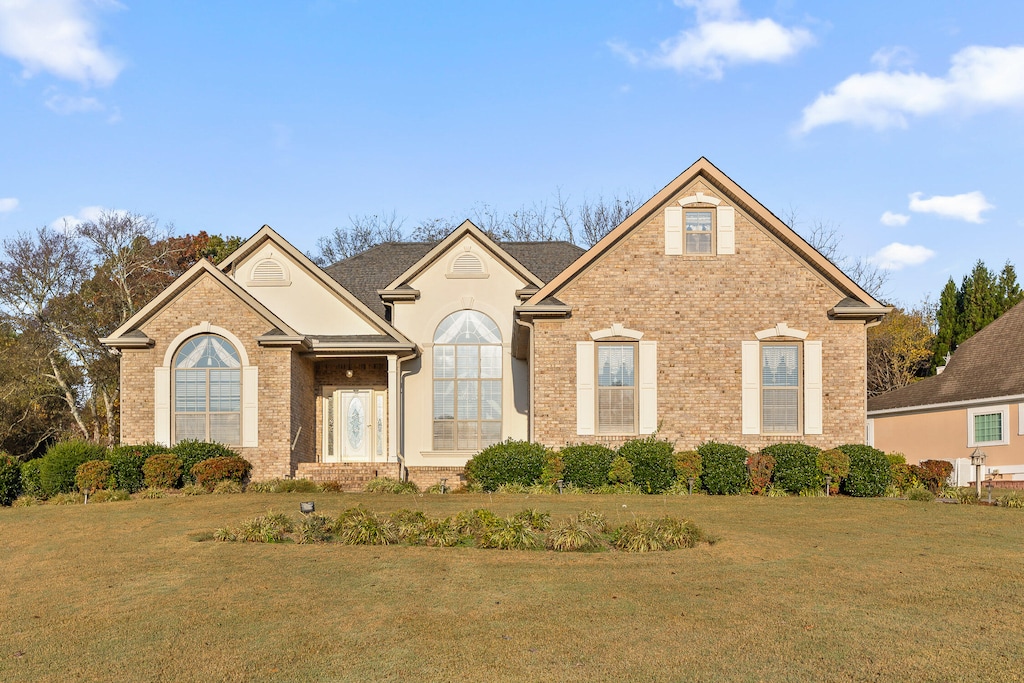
432 310 502 451
173 334 242 445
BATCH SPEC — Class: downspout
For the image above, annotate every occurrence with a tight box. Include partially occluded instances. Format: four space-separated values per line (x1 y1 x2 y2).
515 317 536 443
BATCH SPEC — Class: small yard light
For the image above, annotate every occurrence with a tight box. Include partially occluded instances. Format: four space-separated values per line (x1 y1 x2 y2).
300 501 315 514
439 478 447 494
687 477 695 495
825 475 832 497
556 479 564 494
970 448 987 498
986 479 994 504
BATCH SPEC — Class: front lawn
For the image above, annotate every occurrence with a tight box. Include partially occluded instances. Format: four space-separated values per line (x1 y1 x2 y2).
3 493 1023 682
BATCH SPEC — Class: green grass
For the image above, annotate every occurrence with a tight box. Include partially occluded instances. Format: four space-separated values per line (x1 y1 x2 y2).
3 493 1024 682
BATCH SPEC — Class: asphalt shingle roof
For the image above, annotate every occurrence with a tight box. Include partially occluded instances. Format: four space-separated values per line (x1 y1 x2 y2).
324 240 584 318
867 298 1024 412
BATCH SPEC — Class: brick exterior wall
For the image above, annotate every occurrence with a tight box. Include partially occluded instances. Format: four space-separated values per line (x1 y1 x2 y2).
532 178 868 453
405 466 467 490
119 274 298 480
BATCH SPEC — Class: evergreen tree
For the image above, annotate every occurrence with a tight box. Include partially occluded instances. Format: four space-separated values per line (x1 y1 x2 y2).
956 261 999 345
932 278 958 370
997 262 1023 311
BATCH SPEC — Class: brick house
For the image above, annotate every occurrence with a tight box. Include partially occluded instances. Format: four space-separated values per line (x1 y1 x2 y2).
103 158 886 486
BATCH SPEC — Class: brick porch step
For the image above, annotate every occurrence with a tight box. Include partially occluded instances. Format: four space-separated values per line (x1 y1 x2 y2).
294 462 402 492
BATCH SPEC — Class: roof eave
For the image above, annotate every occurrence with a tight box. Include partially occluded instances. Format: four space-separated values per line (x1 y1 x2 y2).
99 335 155 349
828 305 893 322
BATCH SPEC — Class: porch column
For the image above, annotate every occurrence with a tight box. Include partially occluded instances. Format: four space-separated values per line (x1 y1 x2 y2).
387 354 399 463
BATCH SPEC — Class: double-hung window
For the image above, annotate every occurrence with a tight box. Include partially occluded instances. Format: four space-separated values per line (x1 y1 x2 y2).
685 210 714 254
761 343 801 434
597 343 637 434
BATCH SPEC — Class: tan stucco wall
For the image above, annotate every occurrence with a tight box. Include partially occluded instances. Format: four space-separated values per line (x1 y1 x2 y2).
393 235 531 467
231 242 378 336
119 274 297 480
872 404 1024 470
532 177 868 452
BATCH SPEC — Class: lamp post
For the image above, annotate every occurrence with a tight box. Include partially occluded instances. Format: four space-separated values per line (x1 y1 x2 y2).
556 479 564 494
986 479 994 504
825 475 832 497
970 448 987 498
439 478 447 494
687 477 695 496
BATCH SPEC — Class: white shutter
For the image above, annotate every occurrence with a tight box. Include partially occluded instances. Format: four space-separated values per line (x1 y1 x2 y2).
242 366 259 447
638 341 658 435
804 340 823 435
1018 404 1024 436
665 206 683 255
154 366 171 446
717 205 735 255
576 342 595 435
741 341 760 434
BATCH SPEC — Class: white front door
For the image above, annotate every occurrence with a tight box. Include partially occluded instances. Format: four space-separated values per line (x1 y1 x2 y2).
323 388 387 463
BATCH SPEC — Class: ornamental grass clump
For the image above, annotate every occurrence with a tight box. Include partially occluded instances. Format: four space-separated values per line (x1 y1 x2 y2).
365 477 418 494
512 507 551 531
336 509 398 546
417 518 463 547
999 493 1024 509
296 513 335 544
546 517 601 552
237 511 294 543
479 516 541 550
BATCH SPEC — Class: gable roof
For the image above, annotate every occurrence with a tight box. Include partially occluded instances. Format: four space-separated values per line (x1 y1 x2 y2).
325 223 584 317
217 225 412 344
868 299 1024 413
100 259 300 347
523 157 887 315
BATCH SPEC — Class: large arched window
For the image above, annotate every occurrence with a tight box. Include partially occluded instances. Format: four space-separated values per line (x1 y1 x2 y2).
432 310 502 451
173 334 242 445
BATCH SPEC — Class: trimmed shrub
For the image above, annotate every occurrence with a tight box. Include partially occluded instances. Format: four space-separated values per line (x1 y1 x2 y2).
838 444 891 497
40 440 107 496
607 456 633 484
20 459 44 499
75 460 113 494
560 444 615 489
747 451 776 495
143 453 184 489
698 442 749 495
890 463 918 492
617 436 676 493
463 439 547 491
817 448 851 494
0 453 23 506
191 456 252 490
172 440 239 484
912 460 954 494
761 443 822 493
108 443 170 493
886 452 907 466
673 450 702 490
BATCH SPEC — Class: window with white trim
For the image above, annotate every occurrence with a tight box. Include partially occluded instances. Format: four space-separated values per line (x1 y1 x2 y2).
685 210 714 254
597 343 637 434
173 334 241 445
967 405 1010 446
761 342 801 434
432 310 502 450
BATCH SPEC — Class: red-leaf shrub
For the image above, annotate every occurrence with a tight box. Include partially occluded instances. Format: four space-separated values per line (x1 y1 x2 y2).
144 453 184 489
747 451 776 495
191 456 252 490
912 460 954 493
75 460 113 494
816 449 851 494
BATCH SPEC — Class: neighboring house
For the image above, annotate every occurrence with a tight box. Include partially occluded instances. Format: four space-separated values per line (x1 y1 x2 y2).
868 298 1024 483
102 158 887 486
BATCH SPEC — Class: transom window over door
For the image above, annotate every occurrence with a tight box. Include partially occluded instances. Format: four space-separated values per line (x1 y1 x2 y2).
597 343 636 434
761 343 801 434
173 334 241 445
433 310 502 451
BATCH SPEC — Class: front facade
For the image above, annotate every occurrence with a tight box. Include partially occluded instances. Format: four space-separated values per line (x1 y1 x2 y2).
104 159 886 486
868 298 1024 483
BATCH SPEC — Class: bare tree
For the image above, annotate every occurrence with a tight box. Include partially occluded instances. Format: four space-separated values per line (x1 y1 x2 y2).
409 217 458 243
578 192 642 247
309 212 405 265
785 210 890 300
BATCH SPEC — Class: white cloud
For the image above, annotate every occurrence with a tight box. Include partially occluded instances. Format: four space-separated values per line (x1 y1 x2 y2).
51 205 118 231
868 242 936 271
798 45 1024 133
0 197 18 213
45 92 104 114
0 0 123 87
870 46 914 70
880 211 910 226
908 191 993 223
611 0 814 80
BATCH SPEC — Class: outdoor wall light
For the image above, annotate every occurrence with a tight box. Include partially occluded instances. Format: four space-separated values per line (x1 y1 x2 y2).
300 501 315 514
345 369 354 378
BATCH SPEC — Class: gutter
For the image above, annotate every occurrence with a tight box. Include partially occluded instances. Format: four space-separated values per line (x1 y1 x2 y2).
868 392 1024 417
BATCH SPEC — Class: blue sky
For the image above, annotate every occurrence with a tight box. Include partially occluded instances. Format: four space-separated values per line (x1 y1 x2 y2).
1 0 1023 307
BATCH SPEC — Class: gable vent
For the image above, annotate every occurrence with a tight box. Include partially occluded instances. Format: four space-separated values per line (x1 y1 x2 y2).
250 258 288 284
451 252 484 275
